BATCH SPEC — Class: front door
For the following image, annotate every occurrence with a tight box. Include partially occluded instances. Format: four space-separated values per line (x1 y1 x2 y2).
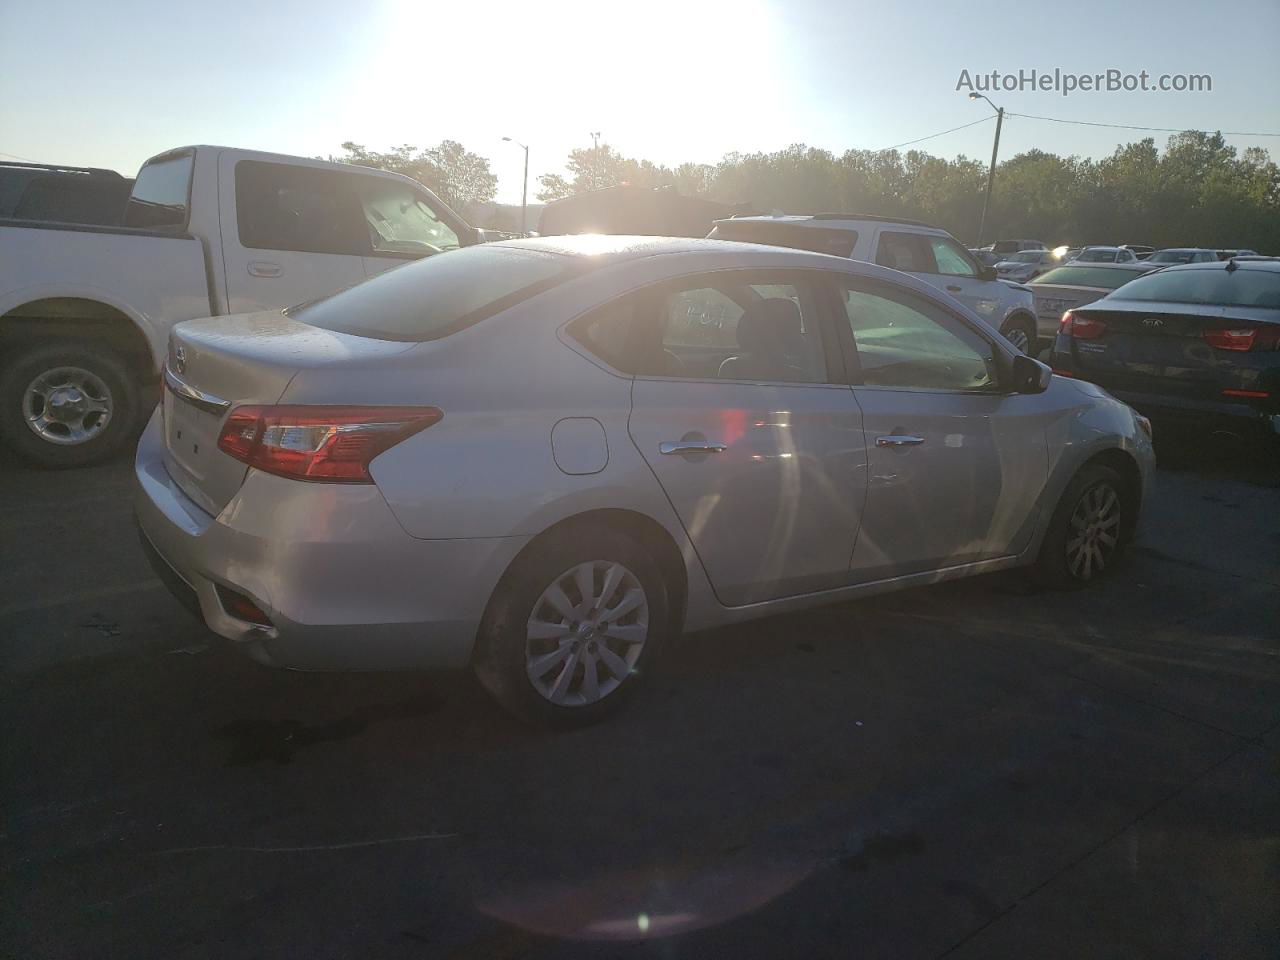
625 271 867 606
830 278 1049 580
220 155 369 315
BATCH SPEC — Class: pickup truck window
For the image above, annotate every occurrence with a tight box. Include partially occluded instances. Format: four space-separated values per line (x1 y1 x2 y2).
235 160 368 257
124 153 193 231
358 179 461 257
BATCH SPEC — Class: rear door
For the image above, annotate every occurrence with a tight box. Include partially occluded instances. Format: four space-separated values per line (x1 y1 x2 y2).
831 278 1048 579
875 230 1005 327
220 156 370 314
625 269 867 606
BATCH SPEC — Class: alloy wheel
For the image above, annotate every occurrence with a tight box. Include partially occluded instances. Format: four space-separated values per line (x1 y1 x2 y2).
525 561 649 707
22 366 113 445
1066 482 1121 580
1004 325 1032 353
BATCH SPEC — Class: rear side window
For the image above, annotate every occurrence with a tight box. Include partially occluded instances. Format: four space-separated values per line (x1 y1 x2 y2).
709 222 857 258
875 232 937 273
1109 267 1280 308
124 152 193 230
235 160 368 256
293 245 574 341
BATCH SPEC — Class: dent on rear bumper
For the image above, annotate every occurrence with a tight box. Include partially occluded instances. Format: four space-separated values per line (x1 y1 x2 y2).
133 411 527 670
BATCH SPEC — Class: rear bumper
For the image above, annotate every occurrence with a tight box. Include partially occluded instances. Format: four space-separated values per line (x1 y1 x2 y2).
1088 387 1277 436
133 410 528 670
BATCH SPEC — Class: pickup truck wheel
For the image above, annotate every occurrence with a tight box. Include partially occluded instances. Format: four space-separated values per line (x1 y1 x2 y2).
0 342 139 468
1000 316 1037 355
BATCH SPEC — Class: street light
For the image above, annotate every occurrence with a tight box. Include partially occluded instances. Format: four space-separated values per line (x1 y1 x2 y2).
589 131 601 190
501 136 529 236
969 92 1004 249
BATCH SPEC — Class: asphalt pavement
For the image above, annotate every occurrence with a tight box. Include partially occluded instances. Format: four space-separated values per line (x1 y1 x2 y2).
2 437 1278 959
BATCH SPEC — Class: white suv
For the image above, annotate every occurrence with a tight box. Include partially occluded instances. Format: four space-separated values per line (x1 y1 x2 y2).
709 214 1041 352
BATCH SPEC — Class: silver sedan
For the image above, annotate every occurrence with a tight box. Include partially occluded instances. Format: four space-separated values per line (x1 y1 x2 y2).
135 236 1155 724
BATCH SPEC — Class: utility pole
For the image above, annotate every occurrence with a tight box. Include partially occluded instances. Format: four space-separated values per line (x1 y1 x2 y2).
502 137 529 235
590 131 601 190
969 93 1003 248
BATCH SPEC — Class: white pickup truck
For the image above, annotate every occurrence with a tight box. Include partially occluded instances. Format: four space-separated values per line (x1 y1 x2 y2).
0 145 501 467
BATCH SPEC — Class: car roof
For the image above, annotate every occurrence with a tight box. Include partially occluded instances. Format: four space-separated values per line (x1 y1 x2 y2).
1155 257 1280 273
718 213 943 232
1154 247 1215 253
1081 245 1123 252
1045 261 1152 270
494 234 854 266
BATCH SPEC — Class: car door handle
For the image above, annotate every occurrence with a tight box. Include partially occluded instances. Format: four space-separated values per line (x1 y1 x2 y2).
945 284 962 292
248 260 283 278
659 440 727 455
876 434 925 447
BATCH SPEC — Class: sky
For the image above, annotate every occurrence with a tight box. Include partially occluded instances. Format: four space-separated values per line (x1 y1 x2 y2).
2 0 1278 204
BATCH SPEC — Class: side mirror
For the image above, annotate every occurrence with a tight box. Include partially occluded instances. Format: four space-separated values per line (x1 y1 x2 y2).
1011 353 1053 394
978 265 998 281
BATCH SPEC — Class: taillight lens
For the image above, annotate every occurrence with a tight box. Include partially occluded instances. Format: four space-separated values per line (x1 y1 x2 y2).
1060 310 1107 340
217 405 443 483
1203 328 1280 352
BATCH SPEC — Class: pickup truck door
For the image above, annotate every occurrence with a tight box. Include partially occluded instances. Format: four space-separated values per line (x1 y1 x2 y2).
874 229 1005 328
218 155 369 315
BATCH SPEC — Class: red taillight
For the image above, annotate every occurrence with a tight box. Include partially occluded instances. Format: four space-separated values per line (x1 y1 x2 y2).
1221 389 1270 399
1204 328 1256 352
1060 310 1107 340
217 405 443 483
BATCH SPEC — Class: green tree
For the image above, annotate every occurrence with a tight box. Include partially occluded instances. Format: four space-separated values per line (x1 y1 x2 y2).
331 140 497 209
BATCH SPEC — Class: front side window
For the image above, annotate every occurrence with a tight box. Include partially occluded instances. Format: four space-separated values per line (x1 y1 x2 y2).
358 179 461 257
840 284 998 392
124 152 193 230
876 231 937 273
235 160 368 256
930 237 978 277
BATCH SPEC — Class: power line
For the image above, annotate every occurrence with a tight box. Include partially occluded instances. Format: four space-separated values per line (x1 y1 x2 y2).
0 149 37 162
1007 112 1280 138
878 116 993 151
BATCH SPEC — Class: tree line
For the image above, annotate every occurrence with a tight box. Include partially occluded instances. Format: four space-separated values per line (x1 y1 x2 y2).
332 130 1279 251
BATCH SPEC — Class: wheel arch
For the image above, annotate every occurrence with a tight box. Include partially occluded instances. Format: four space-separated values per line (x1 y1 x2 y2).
1 295 157 377
484 507 689 652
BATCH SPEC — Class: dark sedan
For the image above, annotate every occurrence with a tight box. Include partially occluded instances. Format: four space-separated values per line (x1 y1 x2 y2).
1050 259 1280 439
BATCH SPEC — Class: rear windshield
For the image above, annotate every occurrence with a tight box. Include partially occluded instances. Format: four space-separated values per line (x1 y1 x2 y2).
1147 250 1202 264
1109 267 1280 308
1008 250 1044 263
1031 266 1142 290
124 152 193 230
292 245 574 341
709 222 858 258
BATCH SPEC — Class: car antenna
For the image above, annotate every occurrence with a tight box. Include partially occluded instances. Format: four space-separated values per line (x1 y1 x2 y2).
1226 257 1239 273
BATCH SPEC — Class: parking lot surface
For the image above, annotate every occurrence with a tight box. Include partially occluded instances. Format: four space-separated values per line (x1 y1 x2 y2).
2 441 1278 959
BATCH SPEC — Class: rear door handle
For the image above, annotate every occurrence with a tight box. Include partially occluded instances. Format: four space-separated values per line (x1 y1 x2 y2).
876 434 925 447
945 284 962 292
248 260 282 278
659 440 727 455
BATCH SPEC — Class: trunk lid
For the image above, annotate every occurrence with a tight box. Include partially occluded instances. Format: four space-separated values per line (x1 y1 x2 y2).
162 310 416 514
1030 283 1109 326
1065 300 1280 402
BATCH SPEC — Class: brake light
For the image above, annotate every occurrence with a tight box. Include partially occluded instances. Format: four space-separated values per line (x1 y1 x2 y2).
217 405 443 483
1221 389 1270 399
1060 310 1107 340
1204 329 1256 351
215 584 273 627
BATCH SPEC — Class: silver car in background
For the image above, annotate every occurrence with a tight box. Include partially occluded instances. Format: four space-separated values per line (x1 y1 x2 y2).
1028 261 1163 342
136 237 1155 725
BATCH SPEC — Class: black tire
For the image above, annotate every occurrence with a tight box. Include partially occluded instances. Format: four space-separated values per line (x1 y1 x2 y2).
1000 315 1038 355
0 340 141 468
1032 463 1133 589
474 524 672 727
